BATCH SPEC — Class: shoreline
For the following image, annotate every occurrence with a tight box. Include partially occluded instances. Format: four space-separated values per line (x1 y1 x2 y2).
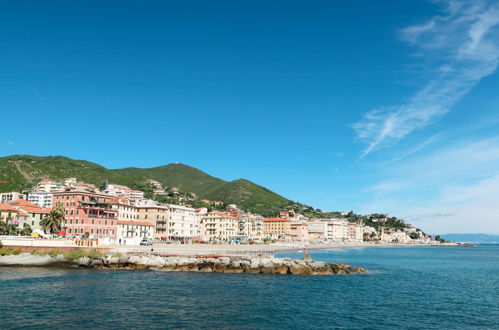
1 237 459 257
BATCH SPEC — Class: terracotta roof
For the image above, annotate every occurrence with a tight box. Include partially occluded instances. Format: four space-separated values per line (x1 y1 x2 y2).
5 199 50 214
117 220 153 226
264 217 289 222
0 204 18 211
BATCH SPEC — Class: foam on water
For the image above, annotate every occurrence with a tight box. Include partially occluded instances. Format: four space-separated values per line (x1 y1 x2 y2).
0 253 60 266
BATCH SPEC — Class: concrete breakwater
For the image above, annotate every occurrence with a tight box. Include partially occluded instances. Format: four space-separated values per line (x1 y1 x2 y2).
0 253 368 275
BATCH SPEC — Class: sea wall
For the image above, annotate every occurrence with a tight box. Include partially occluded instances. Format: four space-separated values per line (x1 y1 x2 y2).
0 253 368 275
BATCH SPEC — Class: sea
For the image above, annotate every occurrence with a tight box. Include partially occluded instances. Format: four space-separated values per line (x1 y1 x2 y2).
0 245 498 329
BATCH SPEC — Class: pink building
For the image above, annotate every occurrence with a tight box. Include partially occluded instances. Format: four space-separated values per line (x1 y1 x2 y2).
53 191 118 238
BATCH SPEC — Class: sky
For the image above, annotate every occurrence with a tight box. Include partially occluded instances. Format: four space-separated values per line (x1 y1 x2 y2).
1 0 499 234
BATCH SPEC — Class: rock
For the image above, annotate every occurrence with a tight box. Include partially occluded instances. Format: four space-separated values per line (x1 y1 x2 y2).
250 259 260 269
90 258 104 267
176 257 191 266
275 265 289 275
289 265 313 275
223 267 244 273
240 260 250 267
259 258 274 268
135 264 148 270
245 267 261 274
78 257 91 267
147 256 166 267
199 266 212 272
118 256 130 264
219 257 231 266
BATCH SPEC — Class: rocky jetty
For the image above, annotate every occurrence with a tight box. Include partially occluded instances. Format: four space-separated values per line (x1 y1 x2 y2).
0 253 368 275
81 255 368 275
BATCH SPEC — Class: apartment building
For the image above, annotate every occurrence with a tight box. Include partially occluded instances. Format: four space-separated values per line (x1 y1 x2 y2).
167 204 200 242
28 191 53 208
53 191 118 238
239 213 263 241
116 220 154 245
0 192 25 203
136 199 170 239
263 218 291 239
201 211 239 242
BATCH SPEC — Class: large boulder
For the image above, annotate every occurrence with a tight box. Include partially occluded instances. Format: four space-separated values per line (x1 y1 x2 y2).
219 257 231 266
199 266 212 272
78 257 91 267
289 264 313 275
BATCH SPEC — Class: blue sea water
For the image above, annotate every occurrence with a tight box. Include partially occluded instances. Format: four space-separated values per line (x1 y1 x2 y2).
0 245 498 329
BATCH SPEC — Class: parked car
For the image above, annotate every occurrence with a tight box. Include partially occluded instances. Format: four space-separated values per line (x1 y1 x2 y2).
139 238 153 246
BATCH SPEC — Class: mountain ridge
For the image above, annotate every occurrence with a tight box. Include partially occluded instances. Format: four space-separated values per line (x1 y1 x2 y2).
0 154 291 215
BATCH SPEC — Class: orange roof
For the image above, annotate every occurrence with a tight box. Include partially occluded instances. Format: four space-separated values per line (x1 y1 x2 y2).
117 220 153 226
264 217 289 222
5 199 50 214
0 204 18 211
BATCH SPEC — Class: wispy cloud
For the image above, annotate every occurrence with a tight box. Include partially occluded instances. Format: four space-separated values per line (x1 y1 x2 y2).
353 0 499 156
360 136 499 233
7 141 14 145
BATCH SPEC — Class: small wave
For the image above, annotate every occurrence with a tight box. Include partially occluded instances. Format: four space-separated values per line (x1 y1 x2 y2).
0 253 61 266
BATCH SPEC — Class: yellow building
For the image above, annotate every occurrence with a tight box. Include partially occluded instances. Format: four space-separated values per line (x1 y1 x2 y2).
201 211 239 242
263 218 291 239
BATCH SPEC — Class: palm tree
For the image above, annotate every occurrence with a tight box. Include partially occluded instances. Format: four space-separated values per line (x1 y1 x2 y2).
40 202 65 234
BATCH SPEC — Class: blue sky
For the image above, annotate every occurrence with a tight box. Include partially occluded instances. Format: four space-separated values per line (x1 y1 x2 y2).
1 0 499 234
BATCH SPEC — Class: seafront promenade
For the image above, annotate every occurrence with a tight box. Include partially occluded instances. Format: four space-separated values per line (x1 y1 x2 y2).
1 236 456 257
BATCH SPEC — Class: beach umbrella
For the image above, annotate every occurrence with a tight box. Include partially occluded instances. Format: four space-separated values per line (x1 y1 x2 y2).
58 230 66 236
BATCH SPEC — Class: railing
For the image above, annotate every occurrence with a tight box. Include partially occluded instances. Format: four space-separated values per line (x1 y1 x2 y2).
111 247 275 257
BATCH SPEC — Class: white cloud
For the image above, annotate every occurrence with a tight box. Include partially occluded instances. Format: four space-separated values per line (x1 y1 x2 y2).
360 136 499 234
353 0 499 156
7 141 14 145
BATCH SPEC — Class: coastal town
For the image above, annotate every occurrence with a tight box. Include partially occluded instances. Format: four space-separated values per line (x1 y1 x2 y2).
0 177 439 248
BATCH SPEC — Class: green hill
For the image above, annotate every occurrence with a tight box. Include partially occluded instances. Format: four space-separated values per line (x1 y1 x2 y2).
0 155 291 215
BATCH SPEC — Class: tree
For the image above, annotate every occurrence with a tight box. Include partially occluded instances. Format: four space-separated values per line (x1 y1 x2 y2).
409 231 420 240
21 224 33 236
40 202 65 234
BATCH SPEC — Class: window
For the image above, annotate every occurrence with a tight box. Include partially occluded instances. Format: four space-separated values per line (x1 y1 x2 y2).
70 219 73 224
81 219 84 225
92 219 94 224
75 219 78 224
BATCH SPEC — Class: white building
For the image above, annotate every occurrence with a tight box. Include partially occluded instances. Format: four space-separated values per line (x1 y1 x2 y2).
0 192 25 203
326 219 349 241
32 180 64 193
239 214 263 241
307 221 328 241
27 191 53 208
101 182 144 204
167 204 200 241
117 220 154 245
113 203 138 221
